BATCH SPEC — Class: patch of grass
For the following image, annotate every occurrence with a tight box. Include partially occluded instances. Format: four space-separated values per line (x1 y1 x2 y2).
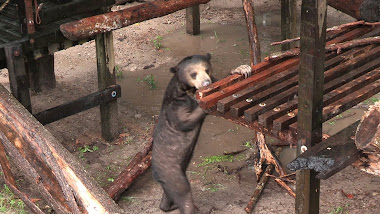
120 196 137 203
244 141 253 148
328 121 336 125
198 155 234 167
138 74 158 90
328 204 349 214
214 31 226 43
115 65 123 80
203 183 224 192
362 97 380 105
153 35 163 50
107 178 115 182
79 145 99 153
0 184 26 214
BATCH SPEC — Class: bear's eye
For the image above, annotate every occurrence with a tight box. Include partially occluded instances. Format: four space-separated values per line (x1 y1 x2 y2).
190 73 197 79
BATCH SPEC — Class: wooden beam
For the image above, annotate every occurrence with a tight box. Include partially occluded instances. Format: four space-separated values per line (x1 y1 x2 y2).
60 0 212 41
34 85 121 125
96 25 119 141
4 44 32 112
296 0 327 213
288 121 361 180
186 5 200 35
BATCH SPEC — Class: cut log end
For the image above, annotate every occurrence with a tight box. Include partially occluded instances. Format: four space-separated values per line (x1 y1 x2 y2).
355 102 380 153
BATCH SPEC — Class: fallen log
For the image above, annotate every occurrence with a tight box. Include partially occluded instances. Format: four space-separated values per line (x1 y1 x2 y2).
106 139 153 200
242 0 261 68
0 84 123 213
327 0 380 22
355 101 380 153
60 0 211 41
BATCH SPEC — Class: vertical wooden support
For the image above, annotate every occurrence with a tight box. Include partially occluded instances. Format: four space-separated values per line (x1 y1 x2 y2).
296 0 327 213
28 54 56 93
96 31 119 141
5 44 32 112
186 5 201 35
281 0 297 51
242 0 261 68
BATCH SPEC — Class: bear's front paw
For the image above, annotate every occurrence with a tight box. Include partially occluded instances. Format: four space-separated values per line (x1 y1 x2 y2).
230 65 252 78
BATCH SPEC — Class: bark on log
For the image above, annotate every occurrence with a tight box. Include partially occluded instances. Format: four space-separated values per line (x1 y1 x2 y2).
60 0 211 41
242 0 261 68
0 84 123 213
106 140 153 200
355 101 380 153
327 0 380 22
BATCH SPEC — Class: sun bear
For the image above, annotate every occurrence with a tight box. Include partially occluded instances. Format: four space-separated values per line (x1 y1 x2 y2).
152 53 251 214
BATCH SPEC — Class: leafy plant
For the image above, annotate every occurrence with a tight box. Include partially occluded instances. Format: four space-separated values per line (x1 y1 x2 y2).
153 35 163 50
244 141 253 148
79 145 99 153
203 183 224 192
139 74 158 90
328 204 349 214
107 178 115 182
120 196 137 202
0 184 26 214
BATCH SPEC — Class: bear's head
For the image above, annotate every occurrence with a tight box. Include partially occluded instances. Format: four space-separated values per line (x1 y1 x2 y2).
170 53 212 90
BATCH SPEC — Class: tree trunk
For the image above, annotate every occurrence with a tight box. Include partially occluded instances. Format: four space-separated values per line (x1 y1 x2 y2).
355 101 380 153
0 84 123 213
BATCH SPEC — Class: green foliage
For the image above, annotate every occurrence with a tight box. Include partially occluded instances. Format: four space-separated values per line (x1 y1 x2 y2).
79 145 99 153
115 65 124 80
328 204 349 214
107 178 115 182
203 183 224 192
153 35 163 50
138 74 158 90
198 155 234 167
244 141 253 148
120 196 137 203
0 184 26 214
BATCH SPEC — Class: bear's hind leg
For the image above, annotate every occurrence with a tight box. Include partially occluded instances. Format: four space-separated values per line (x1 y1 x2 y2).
160 172 195 214
159 191 178 212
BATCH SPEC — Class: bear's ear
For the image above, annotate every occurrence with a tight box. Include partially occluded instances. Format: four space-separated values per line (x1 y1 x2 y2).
206 53 211 60
170 66 178 73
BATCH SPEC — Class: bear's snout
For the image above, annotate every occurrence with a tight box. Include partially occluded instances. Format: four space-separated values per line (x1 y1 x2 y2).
202 80 211 87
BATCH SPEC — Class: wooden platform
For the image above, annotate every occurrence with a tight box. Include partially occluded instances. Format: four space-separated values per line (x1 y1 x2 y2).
196 25 380 145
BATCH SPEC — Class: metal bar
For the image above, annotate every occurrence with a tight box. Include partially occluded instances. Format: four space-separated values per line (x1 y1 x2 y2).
23 0 35 34
60 0 212 41
34 85 121 125
295 0 327 213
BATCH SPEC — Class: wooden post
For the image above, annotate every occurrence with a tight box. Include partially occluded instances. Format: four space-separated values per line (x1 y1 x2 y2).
242 0 261 68
296 0 327 213
186 5 201 35
5 44 32 112
27 54 56 93
281 0 297 51
96 29 119 141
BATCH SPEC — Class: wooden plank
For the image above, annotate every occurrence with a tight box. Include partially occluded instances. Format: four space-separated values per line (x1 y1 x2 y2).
4 44 32 112
186 5 200 35
34 85 121 125
287 121 360 180
244 85 298 122
258 99 298 127
217 66 298 113
277 68 380 131
199 58 300 109
326 26 373 45
95 25 119 141
230 75 298 117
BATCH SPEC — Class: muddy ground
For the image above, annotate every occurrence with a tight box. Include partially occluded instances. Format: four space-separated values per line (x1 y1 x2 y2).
1 0 380 213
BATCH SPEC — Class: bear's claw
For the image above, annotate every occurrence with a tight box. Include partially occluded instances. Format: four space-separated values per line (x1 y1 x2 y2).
230 64 252 78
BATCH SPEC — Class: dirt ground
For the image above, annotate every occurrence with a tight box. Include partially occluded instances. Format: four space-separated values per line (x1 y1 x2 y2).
1 0 380 213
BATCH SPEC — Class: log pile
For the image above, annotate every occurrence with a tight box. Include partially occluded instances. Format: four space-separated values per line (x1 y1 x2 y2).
0 84 123 213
